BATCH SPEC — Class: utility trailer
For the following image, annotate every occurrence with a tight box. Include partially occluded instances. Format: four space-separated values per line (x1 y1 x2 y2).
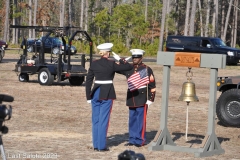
10 25 93 86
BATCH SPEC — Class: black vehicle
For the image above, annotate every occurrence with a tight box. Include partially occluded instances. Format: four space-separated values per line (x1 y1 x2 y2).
0 40 8 49
166 35 240 65
216 76 240 127
10 25 93 86
20 36 77 55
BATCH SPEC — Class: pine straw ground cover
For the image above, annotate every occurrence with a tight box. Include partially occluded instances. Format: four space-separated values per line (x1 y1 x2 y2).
0 49 239 160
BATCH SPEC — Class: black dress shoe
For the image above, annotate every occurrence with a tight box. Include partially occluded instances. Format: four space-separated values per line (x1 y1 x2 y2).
134 144 142 147
94 148 98 151
124 143 134 146
97 148 110 152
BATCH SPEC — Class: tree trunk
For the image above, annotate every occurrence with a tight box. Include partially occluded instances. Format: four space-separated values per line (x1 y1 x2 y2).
98 27 100 44
118 29 120 39
232 0 238 47
189 0 197 36
12 0 17 44
220 1 225 39
212 1 216 37
198 0 203 36
69 0 72 26
165 0 170 37
33 0 37 38
205 0 210 37
126 30 131 49
151 11 157 44
80 0 84 29
184 0 190 36
145 0 148 22
29 0 32 38
60 0 65 27
84 0 88 31
215 0 219 37
174 0 179 35
158 0 167 51
212 0 218 37
4 0 10 42
223 0 233 42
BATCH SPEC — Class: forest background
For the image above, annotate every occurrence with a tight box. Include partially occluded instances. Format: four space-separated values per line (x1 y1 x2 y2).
0 0 239 56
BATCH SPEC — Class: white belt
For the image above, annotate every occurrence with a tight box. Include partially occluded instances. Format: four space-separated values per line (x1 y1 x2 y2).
138 86 147 89
95 80 113 84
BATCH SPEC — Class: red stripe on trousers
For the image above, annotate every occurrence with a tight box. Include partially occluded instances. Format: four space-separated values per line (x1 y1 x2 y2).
141 104 147 146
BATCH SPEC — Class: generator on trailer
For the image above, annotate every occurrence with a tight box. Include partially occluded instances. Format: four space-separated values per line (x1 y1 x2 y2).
10 25 93 86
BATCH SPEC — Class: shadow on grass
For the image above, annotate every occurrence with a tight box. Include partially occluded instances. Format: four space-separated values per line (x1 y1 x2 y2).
106 130 230 148
16 79 86 87
217 120 240 128
172 132 230 144
106 130 158 147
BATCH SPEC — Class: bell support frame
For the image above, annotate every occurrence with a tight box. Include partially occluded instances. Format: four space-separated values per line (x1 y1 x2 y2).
148 51 226 157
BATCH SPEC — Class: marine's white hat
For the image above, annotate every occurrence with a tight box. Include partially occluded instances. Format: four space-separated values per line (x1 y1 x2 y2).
97 43 113 51
130 49 145 58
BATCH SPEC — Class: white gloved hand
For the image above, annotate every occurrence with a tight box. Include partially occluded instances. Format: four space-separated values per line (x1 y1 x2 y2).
87 100 91 104
125 56 131 61
146 100 152 107
112 52 121 61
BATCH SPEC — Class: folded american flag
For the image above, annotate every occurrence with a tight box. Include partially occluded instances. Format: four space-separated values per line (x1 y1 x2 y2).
127 68 149 91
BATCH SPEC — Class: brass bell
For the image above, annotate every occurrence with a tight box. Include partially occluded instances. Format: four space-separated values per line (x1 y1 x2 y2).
178 81 199 103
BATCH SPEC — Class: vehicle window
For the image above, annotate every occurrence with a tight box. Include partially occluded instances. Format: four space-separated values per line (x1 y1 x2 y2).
40 37 63 46
183 38 198 47
53 38 62 45
167 37 198 47
167 38 182 45
201 40 211 47
211 39 227 47
45 39 51 44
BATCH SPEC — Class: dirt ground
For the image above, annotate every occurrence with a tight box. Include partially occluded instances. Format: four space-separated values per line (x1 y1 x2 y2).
0 50 240 160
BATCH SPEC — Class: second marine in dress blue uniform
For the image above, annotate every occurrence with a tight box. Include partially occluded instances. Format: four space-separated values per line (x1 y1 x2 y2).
85 43 132 151
118 49 156 147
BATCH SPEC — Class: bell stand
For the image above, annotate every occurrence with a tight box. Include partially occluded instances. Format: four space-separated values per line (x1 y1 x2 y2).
148 51 226 157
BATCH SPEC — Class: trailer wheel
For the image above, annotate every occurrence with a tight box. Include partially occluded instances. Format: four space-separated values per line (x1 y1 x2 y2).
19 73 29 82
216 88 240 127
69 76 84 86
38 68 54 85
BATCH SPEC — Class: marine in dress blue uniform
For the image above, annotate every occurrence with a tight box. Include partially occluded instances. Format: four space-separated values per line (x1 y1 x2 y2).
85 43 133 151
117 49 156 147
